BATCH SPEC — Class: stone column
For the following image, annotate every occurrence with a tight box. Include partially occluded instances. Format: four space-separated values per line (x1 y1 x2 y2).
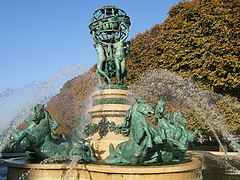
89 89 130 160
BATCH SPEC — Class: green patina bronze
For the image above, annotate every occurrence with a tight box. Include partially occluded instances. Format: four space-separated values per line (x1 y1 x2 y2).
9 6 202 167
84 98 202 165
84 116 122 138
93 97 130 106
91 113 126 119
99 84 128 90
104 99 203 165
89 6 131 87
11 100 202 165
10 104 96 163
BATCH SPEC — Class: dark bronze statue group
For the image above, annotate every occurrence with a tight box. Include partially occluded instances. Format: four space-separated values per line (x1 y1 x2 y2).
85 99 202 165
10 99 202 165
89 6 131 87
10 104 96 163
9 6 202 165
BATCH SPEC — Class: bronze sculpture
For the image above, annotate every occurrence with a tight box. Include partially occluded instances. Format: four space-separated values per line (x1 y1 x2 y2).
10 104 96 162
104 99 203 165
9 6 202 167
89 6 131 87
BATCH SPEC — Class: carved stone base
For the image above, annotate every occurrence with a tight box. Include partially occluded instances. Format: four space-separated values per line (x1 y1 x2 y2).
6 155 203 180
89 89 130 159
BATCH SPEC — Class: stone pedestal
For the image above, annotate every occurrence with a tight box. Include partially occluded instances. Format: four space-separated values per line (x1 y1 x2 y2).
89 89 130 159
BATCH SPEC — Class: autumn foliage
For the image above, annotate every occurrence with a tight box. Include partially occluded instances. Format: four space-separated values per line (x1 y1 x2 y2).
47 66 98 137
127 0 240 97
47 0 240 137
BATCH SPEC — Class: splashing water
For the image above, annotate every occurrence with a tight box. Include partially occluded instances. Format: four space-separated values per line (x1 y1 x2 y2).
79 78 99 135
200 151 240 178
128 69 240 152
18 155 75 180
1 66 239 178
63 155 82 180
128 69 240 173
0 82 39 99
0 64 90 155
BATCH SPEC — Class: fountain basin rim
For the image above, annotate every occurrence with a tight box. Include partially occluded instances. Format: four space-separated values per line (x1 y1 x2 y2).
5 155 202 174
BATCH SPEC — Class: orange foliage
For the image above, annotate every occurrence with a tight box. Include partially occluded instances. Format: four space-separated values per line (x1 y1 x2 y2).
47 0 240 137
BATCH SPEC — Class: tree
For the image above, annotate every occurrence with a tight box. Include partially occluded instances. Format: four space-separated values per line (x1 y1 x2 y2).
47 0 240 138
126 0 240 135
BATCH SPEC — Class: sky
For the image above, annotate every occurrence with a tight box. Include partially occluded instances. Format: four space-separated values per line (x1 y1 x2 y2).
0 0 181 91
0 0 182 133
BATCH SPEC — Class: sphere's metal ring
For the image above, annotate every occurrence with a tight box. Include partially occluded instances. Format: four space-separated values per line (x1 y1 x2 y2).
89 6 130 44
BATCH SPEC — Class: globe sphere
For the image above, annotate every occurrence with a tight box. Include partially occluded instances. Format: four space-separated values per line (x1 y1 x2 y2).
89 6 131 44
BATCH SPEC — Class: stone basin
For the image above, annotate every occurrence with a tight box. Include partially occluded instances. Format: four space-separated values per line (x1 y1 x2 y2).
6 155 202 180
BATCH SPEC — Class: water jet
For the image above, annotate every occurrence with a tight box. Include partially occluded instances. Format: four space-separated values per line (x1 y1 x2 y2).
4 5 208 180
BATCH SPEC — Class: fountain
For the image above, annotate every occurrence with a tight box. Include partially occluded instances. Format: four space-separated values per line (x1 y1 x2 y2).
5 5 203 180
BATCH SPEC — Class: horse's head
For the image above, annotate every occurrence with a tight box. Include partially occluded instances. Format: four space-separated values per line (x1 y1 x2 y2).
27 104 46 124
172 111 188 126
136 99 154 117
155 99 165 115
